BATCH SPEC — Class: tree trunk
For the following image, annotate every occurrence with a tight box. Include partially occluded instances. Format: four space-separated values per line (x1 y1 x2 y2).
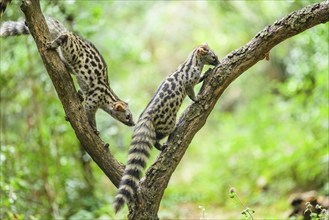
19 0 329 219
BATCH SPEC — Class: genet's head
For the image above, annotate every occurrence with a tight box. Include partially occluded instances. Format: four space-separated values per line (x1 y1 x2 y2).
110 101 135 127
197 43 219 66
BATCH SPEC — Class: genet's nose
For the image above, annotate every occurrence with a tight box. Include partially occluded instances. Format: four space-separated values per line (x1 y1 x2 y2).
129 120 136 126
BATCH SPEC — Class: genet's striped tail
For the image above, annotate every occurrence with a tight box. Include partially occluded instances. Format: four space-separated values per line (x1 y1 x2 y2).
113 117 156 213
0 17 67 38
0 21 29 37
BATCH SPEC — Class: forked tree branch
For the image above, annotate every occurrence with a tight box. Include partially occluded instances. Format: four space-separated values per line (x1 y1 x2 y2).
134 1 329 219
19 0 329 218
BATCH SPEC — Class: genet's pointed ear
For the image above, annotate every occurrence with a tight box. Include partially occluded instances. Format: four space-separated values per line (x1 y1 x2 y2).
114 102 126 112
197 45 209 55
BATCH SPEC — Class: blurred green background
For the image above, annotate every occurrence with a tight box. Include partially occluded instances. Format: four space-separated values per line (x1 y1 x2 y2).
0 1 328 219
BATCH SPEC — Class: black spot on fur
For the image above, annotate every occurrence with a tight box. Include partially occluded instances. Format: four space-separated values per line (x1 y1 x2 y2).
162 83 169 91
95 69 101 76
171 82 176 90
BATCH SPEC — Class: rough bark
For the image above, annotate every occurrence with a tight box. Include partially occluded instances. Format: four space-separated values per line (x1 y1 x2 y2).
19 0 329 219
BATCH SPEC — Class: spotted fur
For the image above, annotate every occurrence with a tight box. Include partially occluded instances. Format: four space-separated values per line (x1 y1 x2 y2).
113 43 219 213
0 17 135 132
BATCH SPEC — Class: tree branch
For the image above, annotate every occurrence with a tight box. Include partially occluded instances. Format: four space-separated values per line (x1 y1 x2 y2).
17 0 329 218
133 1 329 218
20 0 124 188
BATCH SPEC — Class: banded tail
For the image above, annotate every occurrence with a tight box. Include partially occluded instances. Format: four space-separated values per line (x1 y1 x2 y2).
0 17 67 39
113 117 156 213
0 20 29 36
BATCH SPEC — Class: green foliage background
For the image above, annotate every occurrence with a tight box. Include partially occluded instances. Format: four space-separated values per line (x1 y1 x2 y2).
0 1 328 219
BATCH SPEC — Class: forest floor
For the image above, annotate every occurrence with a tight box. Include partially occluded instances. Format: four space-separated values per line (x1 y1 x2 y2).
158 203 293 219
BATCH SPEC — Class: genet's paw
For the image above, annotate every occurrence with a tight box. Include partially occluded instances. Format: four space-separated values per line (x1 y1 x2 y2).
45 41 55 50
93 128 100 136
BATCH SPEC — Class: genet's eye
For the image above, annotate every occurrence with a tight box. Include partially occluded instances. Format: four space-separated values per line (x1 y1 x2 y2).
126 114 131 120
